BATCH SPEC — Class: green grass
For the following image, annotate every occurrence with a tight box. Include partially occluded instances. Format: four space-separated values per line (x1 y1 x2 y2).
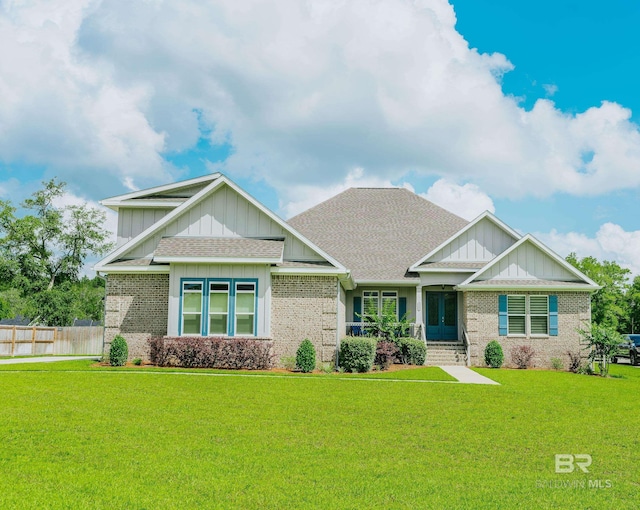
0 361 637 509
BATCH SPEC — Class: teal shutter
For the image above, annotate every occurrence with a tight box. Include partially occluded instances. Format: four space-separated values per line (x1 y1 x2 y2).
399 297 407 320
498 294 508 336
549 295 558 336
353 297 362 322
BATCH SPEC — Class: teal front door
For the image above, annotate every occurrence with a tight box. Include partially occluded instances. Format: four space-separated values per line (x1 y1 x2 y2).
425 292 458 341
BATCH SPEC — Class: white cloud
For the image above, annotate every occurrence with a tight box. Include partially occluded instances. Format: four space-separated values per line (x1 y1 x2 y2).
0 0 639 204
537 223 640 277
543 83 558 97
421 179 494 220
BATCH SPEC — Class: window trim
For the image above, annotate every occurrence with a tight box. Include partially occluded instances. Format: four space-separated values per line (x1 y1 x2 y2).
362 290 398 319
233 281 257 336
506 294 526 337
180 279 205 336
179 277 258 337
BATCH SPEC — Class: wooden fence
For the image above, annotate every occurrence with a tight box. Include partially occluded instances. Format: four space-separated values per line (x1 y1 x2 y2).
0 326 104 356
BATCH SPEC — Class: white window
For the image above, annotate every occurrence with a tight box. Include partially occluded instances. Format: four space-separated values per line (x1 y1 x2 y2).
363 291 379 318
235 282 256 336
381 291 398 318
507 295 549 336
181 282 203 335
208 282 230 335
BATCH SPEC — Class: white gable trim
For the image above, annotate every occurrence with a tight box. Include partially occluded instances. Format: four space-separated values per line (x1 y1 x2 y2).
101 173 221 210
457 234 600 289
409 211 521 271
95 175 348 275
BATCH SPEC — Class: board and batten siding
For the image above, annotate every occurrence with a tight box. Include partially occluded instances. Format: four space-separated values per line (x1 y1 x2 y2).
167 263 271 337
126 184 325 262
478 241 577 281
427 217 516 263
117 208 171 247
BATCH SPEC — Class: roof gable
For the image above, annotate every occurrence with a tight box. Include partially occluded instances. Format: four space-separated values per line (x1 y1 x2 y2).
101 174 221 210
410 211 520 271
287 188 468 281
458 234 600 289
96 176 346 272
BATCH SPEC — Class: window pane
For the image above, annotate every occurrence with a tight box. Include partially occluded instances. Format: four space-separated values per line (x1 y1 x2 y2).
381 297 397 316
508 316 526 334
507 296 526 314
427 294 439 326
237 283 255 292
236 293 255 314
444 293 456 327
183 292 202 313
530 296 549 315
183 314 201 335
183 283 202 292
209 292 228 313
209 315 227 335
210 283 229 292
236 315 254 335
531 316 548 334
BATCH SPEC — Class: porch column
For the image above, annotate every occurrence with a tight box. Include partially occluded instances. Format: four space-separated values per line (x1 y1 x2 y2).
415 285 426 341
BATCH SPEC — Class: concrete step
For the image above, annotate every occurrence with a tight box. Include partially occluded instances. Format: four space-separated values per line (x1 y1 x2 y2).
425 345 467 366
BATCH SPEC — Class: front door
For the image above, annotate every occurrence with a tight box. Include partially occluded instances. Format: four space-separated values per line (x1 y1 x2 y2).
425 292 457 341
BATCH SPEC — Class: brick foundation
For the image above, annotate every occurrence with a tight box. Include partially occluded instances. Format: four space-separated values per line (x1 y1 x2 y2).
270 275 338 364
464 291 591 368
104 273 170 360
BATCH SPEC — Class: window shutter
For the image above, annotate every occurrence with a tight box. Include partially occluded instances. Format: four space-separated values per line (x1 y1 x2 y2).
549 295 558 336
353 297 362 322
399 297 407 320
498 294 508 336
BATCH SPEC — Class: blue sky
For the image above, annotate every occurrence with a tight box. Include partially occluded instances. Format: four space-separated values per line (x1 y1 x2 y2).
0 0 639 274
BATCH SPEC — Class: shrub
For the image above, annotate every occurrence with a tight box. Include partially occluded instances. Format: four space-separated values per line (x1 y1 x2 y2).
510 345 535 369
296 339 316 373
147 337 274 370
550 357 563 370
339 337 376 373
566 350 582 373
393 338 427 365
375 341 399 370
484 340 503 368
280 356 296 371
317 361 334 374
133 358 142 366
109 335 128 366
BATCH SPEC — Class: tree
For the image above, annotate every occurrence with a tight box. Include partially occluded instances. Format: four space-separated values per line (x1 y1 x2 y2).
0 179 112 290
578 323 624 377
566 253 630 332
627 276 640 334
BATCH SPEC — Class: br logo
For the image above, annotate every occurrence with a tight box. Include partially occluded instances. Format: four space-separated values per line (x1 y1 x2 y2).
555 454 592 473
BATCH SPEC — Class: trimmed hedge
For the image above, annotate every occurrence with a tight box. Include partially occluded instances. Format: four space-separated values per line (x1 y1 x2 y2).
484 340 504 368
394 337 427 365
148 337 274 370
296 339 316 373
339 337 376 373
109 335 128 366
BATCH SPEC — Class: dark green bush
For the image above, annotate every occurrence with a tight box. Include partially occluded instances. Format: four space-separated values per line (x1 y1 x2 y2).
394 338 427 365
339 337 376 373
484 340 504 368
296 339 316 373
109 335 128 366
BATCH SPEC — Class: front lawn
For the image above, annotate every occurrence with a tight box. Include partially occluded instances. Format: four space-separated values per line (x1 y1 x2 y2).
0 361 637 508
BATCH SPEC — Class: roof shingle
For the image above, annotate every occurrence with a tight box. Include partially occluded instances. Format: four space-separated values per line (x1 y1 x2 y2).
287 188 467 281
154 237 284 261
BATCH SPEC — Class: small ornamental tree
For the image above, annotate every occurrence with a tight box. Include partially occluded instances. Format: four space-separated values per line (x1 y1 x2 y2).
484 340 504 368
109 335 128 366
296 339 316 373
578 323 624 377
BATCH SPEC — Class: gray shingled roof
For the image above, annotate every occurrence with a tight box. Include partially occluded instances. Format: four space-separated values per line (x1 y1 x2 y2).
287 188 468 281
154 237 284 260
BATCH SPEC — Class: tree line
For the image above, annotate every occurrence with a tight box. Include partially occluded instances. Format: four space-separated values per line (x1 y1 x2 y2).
0 179 112 326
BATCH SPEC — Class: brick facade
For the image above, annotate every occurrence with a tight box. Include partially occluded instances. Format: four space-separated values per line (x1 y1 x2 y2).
464 290 591 368
270 274 338 364
104 273 170 360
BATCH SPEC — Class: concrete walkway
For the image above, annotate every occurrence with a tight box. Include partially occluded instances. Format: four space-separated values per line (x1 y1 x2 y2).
0 356 99 365
439 366 500 385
